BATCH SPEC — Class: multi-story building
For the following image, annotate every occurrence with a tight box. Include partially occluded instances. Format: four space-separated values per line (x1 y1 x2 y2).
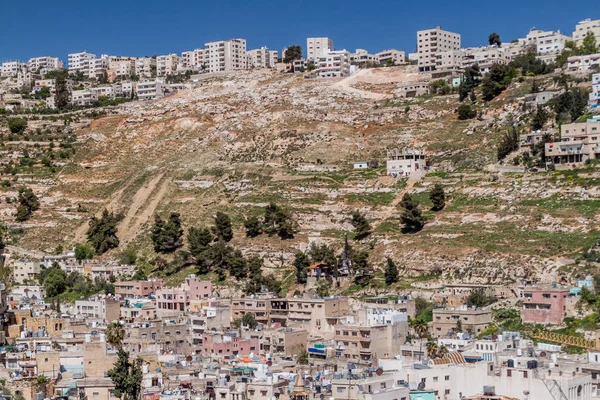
68 51 96 75
115 279 163 298
591 73 600 106
136 79 168 101
315 50 352 78
417 26 461 72
520 285 570 325
567 53 600 72
435 49 466 73
463 46 511 73
432 307 492 338
306 37 334 61
155 276 212 316
12 259 42 285
350 49 377 66
201 332 259 356
204 39 247 73
90 85 116 98
260 327 307 356
376 49 405 65
27 56 62 74
121 299 156 322
190 304 231 344
73 298 120 324
1 61 27 77
232 297 270 326
573 18 600 47
156 54 179 76
109 58 136 79
545 118 600 166
287 297 350 337
247 47 278 69
386 148 428 178
331 369 410 400
71 89 99 106
135 57 156 78
525 29 571 57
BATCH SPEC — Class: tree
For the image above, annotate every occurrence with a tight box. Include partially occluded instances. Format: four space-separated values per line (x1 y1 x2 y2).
352 249 372 285
429 184 446 211
8 118 27 134
497 125 519 161
456 319 463 333
74 243 95 261
107 349 143 400
295 345 309 365
241 312 258 329
41 263 67 298
212 211 233 242
399 193 425 232
467 288 492 308
582 32 598 55
106 322 125 347
488 33 501 47
426 340 439 358
87 210 120 254
283 45 303 65
458 64 482 101
15 187 40 222
188 227 213 258
228 249 247 279
244 215 262 237
457 103 476 120
263 202 296 239
151 212 183 253
307 242 336 266
551 87 589 123
55 73 71 110
531 105 549 131
350 210 371 239
384 257 399 285
294 251 310 284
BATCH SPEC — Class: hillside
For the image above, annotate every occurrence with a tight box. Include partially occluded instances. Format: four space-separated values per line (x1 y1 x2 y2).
3 65 599 293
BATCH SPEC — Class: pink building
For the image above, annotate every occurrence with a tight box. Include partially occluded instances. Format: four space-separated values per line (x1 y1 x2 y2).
201 332 259 357
521 286 570 325
156 276 212 315
115 279 163 298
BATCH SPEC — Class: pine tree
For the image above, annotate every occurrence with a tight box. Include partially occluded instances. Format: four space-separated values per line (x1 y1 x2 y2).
188 227 213 258
87 209 120 254
15 187 40 222
151 212 183 253
384 257 399 285
350 210 372 239
399 193 425 232
293 251 310 284
429 184 446 211
212 211 233 242
244 215 262 237
107 349 143 400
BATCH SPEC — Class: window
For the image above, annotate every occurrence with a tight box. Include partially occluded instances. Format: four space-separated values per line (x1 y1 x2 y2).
445 375 450 381
507 369 512 377
445 389 450 395
337 387 345 393
523 371 528 378
433 377 438 382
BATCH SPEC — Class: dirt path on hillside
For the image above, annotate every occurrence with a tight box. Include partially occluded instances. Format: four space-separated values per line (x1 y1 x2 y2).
332 70 388 100
117 173 171 245
374 178 417 226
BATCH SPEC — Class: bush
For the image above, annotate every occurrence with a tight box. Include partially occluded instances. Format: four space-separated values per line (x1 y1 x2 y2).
457 103 476 120
8 118 27 134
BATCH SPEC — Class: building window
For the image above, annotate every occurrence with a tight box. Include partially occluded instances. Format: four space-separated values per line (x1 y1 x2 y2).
445 375 450 381
507 369 512 377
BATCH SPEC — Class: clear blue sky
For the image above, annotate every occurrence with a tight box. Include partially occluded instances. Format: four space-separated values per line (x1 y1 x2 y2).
0 0 595 63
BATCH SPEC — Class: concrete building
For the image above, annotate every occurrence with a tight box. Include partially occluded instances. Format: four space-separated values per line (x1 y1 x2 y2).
306 37 334 60
247 47 278 69
260 327 307 356
350 49 377 66
109 58 136 79
463 46 512 74
232 297 270 326
155 276 212 316
545 118 600 166
376 49 405 65
520 286 570 325
156 54 179 76
432 307 492 338
525 29 571 58
204 39 247 73
73 298 120 324
315 50 352 78
67 51 96 75
591 73 600 106
417 26 461 72
12 260 42 285
201 332 259 356
71 89 99 106
567 53 600 72
190 304 231 344
135 57 156 78
121 299 156 322
136 80 168 101
8 285 46 303
331 370 410 400
386 149 428 178
115 279 163 298
1 61 27 77
27 56 62 74
573 18 600 46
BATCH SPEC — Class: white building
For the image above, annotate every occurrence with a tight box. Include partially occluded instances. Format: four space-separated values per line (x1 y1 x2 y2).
463 45 512 74
376 49 405 65
12 260 42 285
135 57 156 78
136 80 169 101
156 54 179 77
315 49 352 78
591 73 600 105
350 49 377 66
88 55 109 80
247 47 278 69
109 58 136 79
386 149 428 177
1 61 27 77
204 39 247 73
27 57 62 75
9 286 46 302
71 90 99 106
524 29 571 62
573 18 600 46
567 53 600 72
306 37 334 61
417 26 461 72
68 51 96 75
90 86 116 98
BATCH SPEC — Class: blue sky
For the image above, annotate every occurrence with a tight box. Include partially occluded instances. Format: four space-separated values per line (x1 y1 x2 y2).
0 0 595 62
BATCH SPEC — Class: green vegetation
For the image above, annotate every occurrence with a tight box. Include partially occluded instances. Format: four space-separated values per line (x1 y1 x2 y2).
212 211 233 242
15 187 40 222
87 210 121 254
151 212 183 253
344 192 395 207
108 349 143 400
8 117 27 134
429 184 446 211
384 257 399 285
350 210 371 240
399 193 425 232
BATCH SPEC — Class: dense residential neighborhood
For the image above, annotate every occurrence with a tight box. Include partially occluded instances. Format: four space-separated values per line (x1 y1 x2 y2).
1 10 600 400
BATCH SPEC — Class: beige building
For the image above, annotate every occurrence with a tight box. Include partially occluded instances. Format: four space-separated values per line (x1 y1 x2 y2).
204 39 247 73
156 54 179 76
432 307 492 338
545 119 600 166
567 53 600 72
247 47 278 69
27 56 62 74
71 89 99 106
376 49 405 65
136 80 168 101
135 57 156 78
73 298 120 324
573 18 600 46
260 327 307 356
417 26 461 72
306 37 334 60
12 259 42 284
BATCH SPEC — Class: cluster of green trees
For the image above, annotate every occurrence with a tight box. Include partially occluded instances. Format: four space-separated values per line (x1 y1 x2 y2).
39 262 114 298
87 210 121 254
555 32 599 67
7 118 27 133
244 202 297 239
497 125 520 161
550 87 589 123
15 187 40 222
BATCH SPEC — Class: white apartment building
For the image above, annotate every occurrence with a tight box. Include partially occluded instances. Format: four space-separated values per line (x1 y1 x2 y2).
247 47 278 69
464 46 512 73
417 26 461 72
135 57 156 78
524 29 571 61
567 53 600 72
71 90 99 106
27 56 62 74
350 49 377 65
315 49 352 78
88 55 109 80
306 37 334 61
68 51 96 75
109 58 136 79
572 18 600 46
12 260 42 285
90 86 116 98
376 49 405 65
591 73 599 105
204 39 247 73
1 61 27 77
136 80 168 101
156 54 179 76
435 49 466 73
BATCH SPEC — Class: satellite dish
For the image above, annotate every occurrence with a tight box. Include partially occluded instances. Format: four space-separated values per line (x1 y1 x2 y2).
186 356 193 362
375 368 383 376
267 361 273 367
418 382 426 390
539 351 547 358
